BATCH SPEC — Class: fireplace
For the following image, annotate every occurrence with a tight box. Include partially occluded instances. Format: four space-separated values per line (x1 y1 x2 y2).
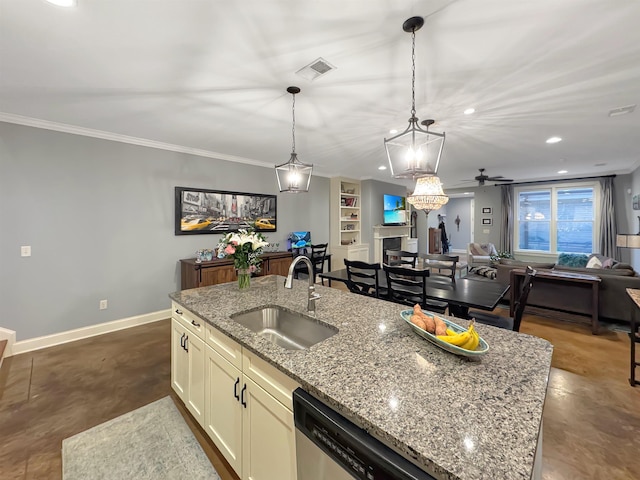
372 225 412 264
382 237 402 264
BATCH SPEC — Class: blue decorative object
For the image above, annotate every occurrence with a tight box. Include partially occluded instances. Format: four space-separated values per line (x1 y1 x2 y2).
557 253 589 267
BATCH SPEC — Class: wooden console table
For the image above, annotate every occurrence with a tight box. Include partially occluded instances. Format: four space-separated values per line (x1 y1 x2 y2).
180 251 293 290
510 269 601 334
627 288 640 387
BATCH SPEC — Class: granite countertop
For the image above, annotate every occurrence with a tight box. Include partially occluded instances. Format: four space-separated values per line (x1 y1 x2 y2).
627 288 640 308
169 276 553 480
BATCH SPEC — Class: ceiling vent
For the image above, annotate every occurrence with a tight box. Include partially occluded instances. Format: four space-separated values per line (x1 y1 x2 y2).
296 57 336 81
608 104 636 117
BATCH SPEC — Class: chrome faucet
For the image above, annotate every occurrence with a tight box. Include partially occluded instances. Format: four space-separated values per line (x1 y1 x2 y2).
285 256 321 314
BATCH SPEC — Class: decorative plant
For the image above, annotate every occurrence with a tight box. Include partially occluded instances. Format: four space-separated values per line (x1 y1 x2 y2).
490 251 514 262
216 227 269 273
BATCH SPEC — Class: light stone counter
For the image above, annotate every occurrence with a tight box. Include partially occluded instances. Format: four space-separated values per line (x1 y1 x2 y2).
169 275 553 480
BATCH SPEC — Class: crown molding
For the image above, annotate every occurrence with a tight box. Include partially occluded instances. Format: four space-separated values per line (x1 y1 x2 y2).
0 112 275 168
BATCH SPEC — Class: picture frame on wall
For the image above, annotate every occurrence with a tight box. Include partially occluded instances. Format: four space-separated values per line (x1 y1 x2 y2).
482 207 492 214
633 194 639 210
482 218 492 225
175 186 277 235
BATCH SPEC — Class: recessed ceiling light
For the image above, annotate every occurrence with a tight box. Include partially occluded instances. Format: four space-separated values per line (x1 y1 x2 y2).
45 0 77 6
463 108 475 115
389 129 397 135
557 170 568 174
378 165 387 170
546 136 562 144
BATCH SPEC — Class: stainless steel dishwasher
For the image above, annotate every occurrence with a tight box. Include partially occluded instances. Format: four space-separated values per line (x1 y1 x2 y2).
293 388 436 480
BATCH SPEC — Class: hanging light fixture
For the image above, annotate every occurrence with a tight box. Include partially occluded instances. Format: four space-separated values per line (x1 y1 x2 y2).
407 176 449 213
275 86 313 193
384 16 445 179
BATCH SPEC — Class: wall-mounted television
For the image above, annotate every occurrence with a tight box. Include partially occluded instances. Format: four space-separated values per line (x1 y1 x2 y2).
383 194 407 225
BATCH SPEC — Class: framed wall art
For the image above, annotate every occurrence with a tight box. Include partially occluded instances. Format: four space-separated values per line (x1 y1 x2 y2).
482 218 492 225
633 194 639 210
175 186 277 235
482 207 492 214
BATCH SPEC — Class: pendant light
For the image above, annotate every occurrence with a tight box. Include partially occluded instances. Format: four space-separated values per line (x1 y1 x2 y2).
384 16 445 179
407 176 449 213
275 86 313 193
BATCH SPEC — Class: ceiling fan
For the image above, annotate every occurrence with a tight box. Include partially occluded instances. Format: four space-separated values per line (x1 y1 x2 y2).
473 168 513 186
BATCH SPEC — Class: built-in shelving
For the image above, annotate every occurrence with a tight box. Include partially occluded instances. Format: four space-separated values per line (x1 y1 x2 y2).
330 177 369 265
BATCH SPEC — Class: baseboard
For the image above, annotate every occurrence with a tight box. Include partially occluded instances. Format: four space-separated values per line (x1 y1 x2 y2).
0 326 16 358
12 309 171 355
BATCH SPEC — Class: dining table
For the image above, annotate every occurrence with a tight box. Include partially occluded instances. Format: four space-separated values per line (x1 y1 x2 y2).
319 268 510 318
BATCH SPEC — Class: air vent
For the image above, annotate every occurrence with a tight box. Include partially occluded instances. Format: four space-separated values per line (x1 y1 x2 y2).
296 57 336 81
608 104 636 117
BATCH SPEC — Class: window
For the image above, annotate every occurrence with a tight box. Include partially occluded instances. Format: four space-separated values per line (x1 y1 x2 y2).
515 183 598 254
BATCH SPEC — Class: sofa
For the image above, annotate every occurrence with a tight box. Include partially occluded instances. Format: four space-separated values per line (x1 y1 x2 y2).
491 256 640 324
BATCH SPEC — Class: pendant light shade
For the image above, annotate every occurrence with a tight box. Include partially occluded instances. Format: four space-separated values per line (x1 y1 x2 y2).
384 16 445 179
407 176 449 213
275 86 313 193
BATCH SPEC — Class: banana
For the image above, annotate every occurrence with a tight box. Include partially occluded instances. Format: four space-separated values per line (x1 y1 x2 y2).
437 330 471 346
438 321 480 350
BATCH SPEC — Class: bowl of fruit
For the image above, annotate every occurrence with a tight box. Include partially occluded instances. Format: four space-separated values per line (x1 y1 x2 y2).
400 305 489 357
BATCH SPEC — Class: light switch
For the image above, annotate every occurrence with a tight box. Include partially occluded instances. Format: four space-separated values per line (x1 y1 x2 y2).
21 246 31 257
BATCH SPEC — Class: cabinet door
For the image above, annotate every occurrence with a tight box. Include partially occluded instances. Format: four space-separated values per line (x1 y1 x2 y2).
171 319 189 402
242 377 297 480
267 257 292 276
185 333 205 426
205 346 243 476
200 265 236 286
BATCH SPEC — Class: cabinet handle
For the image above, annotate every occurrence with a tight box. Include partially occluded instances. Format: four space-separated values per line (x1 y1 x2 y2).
241 384 247 408
184 335 188 352
234 378 240 401
175 308 183 315
191 319 201 328
180 333 185 349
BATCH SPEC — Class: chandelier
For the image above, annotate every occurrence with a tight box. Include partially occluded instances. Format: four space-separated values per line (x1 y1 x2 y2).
407 176 449 213
275 86 313 193
384 16 445 179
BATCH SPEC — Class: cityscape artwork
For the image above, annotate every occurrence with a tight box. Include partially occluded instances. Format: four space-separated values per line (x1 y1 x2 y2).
175 186 277 235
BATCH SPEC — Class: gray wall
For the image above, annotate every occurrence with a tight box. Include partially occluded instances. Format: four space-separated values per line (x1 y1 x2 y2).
0 122 330 340
624 167 640 271
444 197 472 251
361 179 408 261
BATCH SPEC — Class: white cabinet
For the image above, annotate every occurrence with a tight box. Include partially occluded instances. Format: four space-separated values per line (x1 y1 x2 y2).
171 303 206 426
330 177 370 266
178 314 299 480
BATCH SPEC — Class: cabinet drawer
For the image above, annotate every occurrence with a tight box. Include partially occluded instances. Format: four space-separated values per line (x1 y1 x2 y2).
206 323 243 370
171 302 205 340
242 349 300 411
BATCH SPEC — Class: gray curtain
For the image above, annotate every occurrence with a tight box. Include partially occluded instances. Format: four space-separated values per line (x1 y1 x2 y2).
500 184 514 253
599 177 617 258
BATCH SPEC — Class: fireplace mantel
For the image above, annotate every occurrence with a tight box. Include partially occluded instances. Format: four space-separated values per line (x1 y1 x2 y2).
372 225 412 263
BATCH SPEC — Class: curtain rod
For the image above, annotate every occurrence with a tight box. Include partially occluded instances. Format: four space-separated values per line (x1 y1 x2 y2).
494 174 616 187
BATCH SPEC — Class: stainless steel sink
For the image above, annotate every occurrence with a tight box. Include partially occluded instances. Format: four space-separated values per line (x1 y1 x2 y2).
230 306 337 350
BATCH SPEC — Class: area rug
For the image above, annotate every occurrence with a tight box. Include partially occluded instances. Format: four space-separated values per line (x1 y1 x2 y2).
62 396 220 480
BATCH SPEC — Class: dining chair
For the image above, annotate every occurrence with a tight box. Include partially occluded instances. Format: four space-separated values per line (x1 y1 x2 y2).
469 266 537 331
294 243 328 284
344 260 384 298
420 254 459 281
385 250 418 267
382 264 448 314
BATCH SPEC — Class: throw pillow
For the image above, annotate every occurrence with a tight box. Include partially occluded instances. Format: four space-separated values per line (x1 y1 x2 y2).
586 256 602 269
601 258 615 268
469 266 497 279
557 253 589 268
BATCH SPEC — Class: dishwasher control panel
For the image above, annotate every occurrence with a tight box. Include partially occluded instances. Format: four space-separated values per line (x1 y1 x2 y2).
293 388 436 480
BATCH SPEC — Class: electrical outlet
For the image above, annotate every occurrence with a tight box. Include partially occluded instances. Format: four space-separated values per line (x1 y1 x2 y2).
21 246 31 257
99 299 108 310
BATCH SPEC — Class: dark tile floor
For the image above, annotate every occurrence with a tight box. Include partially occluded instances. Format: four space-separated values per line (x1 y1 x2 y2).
1 311 639 480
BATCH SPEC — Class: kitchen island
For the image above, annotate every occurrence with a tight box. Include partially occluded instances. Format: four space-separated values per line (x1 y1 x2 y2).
170 275 553 480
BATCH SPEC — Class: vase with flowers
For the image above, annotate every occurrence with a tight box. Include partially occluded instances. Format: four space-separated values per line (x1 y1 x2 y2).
216 227 269 289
